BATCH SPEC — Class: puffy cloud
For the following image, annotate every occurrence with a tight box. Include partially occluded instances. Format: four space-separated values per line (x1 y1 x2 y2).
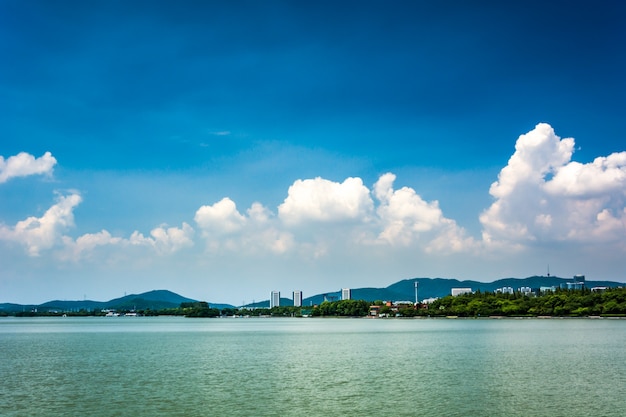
278 177 373 225
373 173 474 251
61 223 194 261
481 123 626 247
545 152 626 197
0 151 57 183
130 223 194 254
0 189 195 259
194 198 293 254
238 227 295 255
61 230 123 260
488 123 574 199
247 202 272 223
0 193 81 256
194 197 246 235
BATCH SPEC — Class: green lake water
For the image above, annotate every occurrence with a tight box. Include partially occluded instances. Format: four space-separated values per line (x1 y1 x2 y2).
1 317 624 416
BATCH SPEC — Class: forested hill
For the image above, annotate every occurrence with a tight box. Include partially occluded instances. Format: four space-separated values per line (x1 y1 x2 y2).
300 276 623 306
1 290 235 314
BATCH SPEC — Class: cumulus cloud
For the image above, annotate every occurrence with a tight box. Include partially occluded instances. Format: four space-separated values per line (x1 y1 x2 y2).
0 188 195 259
545 152 626 197
278 177 373 225
0 151 57 183
61 223 195 261
481 123 626 247
0 193 81 255
194 198 247 235
186 174 475 256
373 173 474 251
61 230 123 260
194 198 293 254
129 223 195 254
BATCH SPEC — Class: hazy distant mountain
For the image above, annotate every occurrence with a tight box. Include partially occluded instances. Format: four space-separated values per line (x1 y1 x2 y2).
244 297 293 309
38 299 107 312
0 290 235 313
368 276 623 302
104 290 197 310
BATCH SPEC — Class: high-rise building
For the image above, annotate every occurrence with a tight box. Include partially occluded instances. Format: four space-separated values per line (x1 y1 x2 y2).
270 291 280 308
341 288 351 300
293 290 302 307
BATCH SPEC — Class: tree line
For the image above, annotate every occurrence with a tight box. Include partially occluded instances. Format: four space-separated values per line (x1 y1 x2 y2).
427 287 626 317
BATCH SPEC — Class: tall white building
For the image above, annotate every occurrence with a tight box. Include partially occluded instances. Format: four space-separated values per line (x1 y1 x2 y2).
341 288 351 300
270 291 280 308
293 290 302 307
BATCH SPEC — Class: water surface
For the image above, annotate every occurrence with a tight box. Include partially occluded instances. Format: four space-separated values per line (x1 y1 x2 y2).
1 317 624 416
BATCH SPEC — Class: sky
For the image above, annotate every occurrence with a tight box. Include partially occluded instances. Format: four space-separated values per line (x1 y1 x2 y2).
1 0 625 305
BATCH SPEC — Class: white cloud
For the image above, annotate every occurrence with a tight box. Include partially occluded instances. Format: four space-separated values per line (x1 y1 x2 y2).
247 202 272 223
130 223 195 254
0 151 57 183
61 230 123 260
185 174 474 256
488 123 574 199
194 198 293 254
373 173 474 251
278 177 373 225
61 223 195 261
545 152 626 197
481 123 626 248
0 193 81 256
0 186 195 259
194 197 247 235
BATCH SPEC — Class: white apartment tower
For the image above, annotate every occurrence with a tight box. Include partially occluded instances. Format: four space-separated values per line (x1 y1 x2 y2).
341 288 351 300
270 291 280 308
293 290 303 307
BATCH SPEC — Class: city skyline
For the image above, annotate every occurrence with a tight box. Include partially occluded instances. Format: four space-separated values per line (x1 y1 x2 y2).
1 1 625 305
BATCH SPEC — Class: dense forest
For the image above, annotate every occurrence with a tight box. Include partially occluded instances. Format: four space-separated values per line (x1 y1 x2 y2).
425 287 626 317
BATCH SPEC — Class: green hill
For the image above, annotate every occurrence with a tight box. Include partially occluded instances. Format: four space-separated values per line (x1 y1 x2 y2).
104 290 197 310
0 290 235 314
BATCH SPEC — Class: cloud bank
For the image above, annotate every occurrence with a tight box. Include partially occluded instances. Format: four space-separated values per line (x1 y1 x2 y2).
1 124 625 267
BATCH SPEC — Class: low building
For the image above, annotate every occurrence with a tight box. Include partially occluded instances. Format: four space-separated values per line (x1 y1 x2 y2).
369 305 381 317
451 288 472 296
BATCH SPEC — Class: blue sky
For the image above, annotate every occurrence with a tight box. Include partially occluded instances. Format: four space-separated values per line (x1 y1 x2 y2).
1 0 625 305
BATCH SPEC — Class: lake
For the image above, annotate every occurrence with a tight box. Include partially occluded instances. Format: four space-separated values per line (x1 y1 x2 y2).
1 317 624 416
